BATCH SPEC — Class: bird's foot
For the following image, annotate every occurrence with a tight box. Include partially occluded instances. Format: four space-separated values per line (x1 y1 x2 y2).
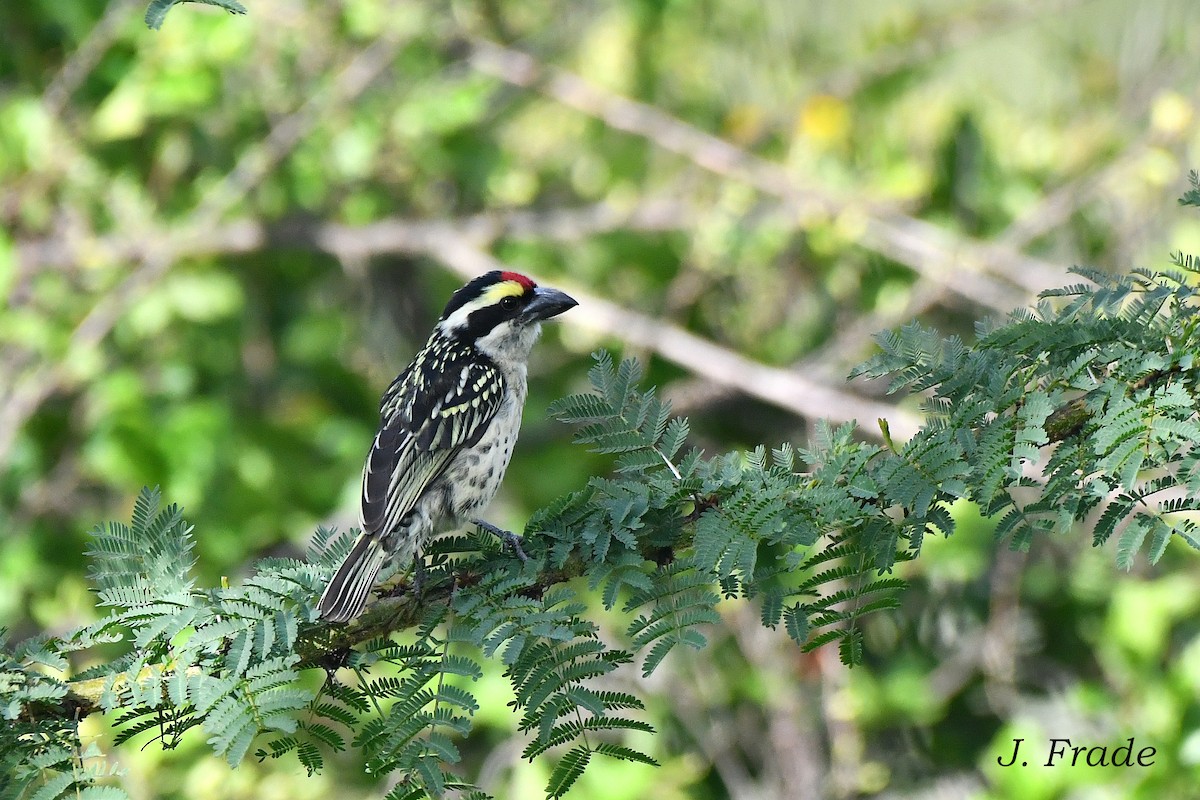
409 557 429 598
472 518 529 562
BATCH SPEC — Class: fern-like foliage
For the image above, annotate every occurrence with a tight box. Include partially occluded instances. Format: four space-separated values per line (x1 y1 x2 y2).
854 262 1200 567
78 489 319 768
1 488 332 800
541 353 912 674
344 632 481 797
1180 169 1200 208
0 630 127 800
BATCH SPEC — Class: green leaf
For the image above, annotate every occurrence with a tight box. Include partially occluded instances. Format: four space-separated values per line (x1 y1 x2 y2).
145 0 248 31
1116 516 1150 571
546 745 592 799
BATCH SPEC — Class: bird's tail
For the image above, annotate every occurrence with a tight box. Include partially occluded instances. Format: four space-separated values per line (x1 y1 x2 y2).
318 534 387 623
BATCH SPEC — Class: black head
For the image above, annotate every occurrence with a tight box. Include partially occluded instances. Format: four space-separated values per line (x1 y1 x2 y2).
438 270 577 341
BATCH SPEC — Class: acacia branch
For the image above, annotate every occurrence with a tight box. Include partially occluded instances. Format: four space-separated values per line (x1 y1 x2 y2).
37 541 639 722
1043 366 1185 442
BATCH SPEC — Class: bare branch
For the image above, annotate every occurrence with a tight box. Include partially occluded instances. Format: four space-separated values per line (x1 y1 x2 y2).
41 0 141 119
16 200 918 440
420 234 924 441
465 38 1069 311
36 528 650 722
15 200 690 270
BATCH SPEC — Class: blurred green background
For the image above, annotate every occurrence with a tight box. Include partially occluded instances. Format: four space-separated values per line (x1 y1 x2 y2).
4 0 1200 797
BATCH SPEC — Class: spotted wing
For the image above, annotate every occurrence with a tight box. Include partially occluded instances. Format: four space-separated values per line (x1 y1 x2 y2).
361 353 506 538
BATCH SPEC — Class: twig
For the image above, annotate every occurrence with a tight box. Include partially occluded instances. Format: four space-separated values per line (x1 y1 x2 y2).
981 547 1025 714
35 513 674 722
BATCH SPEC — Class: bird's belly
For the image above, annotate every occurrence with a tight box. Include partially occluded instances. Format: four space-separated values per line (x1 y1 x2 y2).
445 389 524 521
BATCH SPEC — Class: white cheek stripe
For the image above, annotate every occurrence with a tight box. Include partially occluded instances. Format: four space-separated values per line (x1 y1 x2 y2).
439 280 526 333
440 297 488 332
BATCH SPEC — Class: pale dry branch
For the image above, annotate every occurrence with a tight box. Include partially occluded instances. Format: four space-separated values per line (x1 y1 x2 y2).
16 200 691 270
41 0 141 119
799 77 1192 380
420 233 925 441
466 38 1070 312
13 197 921 441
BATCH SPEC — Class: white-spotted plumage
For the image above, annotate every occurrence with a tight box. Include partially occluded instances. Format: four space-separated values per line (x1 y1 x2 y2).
317 271 576 623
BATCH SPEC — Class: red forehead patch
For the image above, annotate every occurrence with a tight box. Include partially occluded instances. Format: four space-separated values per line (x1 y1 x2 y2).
500 271 536 290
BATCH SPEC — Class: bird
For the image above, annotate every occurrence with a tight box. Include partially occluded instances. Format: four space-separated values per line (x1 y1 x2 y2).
317 270 577 622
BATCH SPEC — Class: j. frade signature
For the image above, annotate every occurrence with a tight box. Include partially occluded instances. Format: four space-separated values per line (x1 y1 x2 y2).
996 737 1156 768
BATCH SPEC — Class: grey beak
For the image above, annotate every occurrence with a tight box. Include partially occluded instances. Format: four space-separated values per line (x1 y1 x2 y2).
523 286 578 321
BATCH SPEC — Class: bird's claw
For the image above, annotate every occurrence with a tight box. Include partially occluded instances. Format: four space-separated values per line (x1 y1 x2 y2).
472 518 529 562
410 557 428 598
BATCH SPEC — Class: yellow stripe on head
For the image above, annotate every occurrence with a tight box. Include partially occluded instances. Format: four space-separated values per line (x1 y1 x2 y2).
482 279 529 304
438 270 538 334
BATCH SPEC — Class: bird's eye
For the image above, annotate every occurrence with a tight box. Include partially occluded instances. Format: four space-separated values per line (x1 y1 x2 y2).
500 296 520 311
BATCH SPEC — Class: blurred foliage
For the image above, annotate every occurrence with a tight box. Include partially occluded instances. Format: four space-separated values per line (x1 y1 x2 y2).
5 0 1200 798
